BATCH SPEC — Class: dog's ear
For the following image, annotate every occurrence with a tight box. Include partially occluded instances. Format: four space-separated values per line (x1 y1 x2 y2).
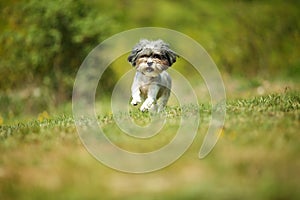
128 39 149 66
128 47 141 67
165 49 178 66
158 40 178 66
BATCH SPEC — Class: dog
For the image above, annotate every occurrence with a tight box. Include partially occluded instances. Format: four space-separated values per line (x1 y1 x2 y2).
128 39 178 112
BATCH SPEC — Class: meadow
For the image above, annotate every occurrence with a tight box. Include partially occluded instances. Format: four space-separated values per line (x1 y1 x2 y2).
0 0 299 199
0 89 299 200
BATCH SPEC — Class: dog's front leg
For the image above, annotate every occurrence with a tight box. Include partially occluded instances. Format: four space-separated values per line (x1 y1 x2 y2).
131 92 142 106
140 85 159 112
131 80 142 106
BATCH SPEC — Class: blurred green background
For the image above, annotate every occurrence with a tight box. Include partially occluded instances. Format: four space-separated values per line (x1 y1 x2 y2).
0 0 299 120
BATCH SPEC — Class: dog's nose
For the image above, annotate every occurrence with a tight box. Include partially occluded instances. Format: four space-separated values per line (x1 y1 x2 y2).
147 61 153 66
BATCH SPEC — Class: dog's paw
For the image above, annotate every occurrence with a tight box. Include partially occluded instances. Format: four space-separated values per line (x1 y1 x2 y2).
140 98 155 112
131 98 141 106
140 104 149 112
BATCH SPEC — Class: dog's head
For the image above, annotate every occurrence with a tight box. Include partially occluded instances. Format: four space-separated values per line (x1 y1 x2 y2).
128 39 178 77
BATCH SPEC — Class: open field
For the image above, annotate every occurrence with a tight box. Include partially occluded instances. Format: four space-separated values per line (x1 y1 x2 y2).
1 0 299 199
0 91 299 200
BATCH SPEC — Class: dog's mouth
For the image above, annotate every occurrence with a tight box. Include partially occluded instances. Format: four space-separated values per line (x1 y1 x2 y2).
145 67 154 72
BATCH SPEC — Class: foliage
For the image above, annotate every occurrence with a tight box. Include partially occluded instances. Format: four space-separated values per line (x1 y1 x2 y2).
103 0 300 78
0 0 116 99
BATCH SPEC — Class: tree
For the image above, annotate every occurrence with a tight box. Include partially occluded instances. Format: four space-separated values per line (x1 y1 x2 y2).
0 0 116 102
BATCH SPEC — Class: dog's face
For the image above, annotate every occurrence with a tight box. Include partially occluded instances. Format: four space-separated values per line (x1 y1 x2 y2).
128 39 178 77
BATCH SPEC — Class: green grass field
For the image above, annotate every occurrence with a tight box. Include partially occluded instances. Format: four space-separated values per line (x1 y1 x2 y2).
0 90 299 200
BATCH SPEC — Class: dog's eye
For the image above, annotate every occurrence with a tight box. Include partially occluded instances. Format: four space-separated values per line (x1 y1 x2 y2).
153 54 162 59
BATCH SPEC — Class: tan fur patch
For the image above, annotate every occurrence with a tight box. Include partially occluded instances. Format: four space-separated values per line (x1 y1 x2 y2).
155 58 169 69
136 57 147 66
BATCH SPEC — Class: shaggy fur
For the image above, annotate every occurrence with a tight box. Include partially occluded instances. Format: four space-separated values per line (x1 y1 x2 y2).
128 39 178 112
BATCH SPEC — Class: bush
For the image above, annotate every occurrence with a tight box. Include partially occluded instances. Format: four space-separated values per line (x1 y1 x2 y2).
0 0 116 102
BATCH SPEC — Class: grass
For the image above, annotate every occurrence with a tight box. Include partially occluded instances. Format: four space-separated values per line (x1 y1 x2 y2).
0 91 299 200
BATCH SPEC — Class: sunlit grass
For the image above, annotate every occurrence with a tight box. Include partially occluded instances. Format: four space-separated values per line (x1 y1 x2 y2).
0 91 299 200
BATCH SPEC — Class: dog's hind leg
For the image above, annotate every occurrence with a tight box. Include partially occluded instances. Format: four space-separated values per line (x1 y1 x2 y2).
157 89 171 112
